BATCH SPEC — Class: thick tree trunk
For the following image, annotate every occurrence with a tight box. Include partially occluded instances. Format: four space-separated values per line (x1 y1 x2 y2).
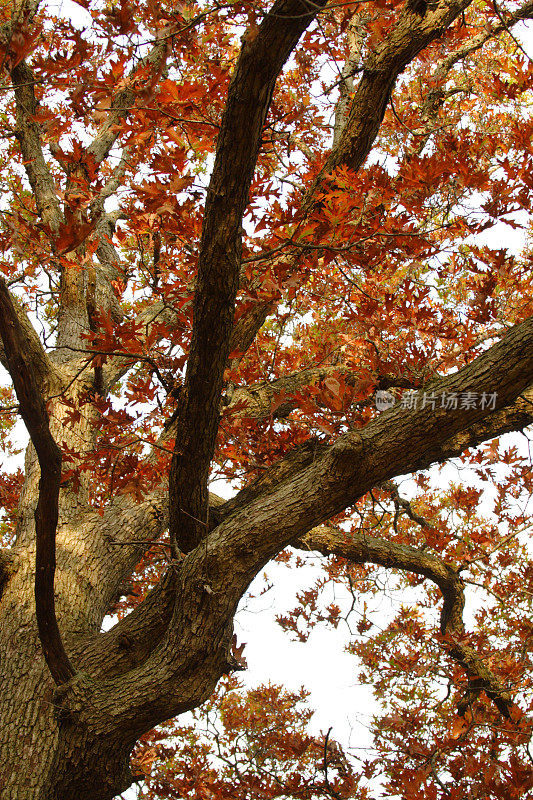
0 480 231 799
0 418 153 800
0 536 220 800
0 553 60 799
3 1 533 795
0 530 135 800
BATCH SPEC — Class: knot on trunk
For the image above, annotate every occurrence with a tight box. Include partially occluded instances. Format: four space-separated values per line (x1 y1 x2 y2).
52 671 97 723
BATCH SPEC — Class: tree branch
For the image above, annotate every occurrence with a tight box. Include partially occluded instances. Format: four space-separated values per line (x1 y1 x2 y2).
86 42 169 167
0 278 74 685
168 0 330 555
0 291 58 393
295 524 516 718
332 13 366 149
91 213 126 325
316 0 474 184
75 571 177 681
161 363 418 454
73 316 533 739
10 61 63 232
408 382 533 473
430 0 533 83
408 0 533 155
209 315 533 593
223 364 418 421
230 0 476 358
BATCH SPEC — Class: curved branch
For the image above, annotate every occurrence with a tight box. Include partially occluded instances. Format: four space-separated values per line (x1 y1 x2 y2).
295 524 516 718
0 291 58 393
75 571 177 680
216 379 533 529
72 316 533 739
409 382 533 473
0 279 74 685
208 315 533 593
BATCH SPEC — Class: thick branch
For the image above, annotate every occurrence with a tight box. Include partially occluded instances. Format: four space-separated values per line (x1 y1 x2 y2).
0 292 58 393
75 572 177 681
0 279 74 685
216 376 533 527
169 0 329 554
316 0 473 184
295 524 516 717
224 365 418 421
209 316 533 591
10 61 63 232
408 382 533 473
231 0 475 357
79 317 533 736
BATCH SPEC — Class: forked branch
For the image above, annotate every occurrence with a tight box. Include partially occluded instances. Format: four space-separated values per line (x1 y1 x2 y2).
231 0 476 358
63 319 533 743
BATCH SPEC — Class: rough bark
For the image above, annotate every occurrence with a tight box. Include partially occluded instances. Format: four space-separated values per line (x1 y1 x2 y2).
0 280 74 685
168 0 330 555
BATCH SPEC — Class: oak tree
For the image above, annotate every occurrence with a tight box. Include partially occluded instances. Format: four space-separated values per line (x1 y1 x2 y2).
1 0 533 797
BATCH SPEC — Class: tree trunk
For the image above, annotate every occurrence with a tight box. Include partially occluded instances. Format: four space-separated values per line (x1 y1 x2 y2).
0 518 135 800
0 548 207 799
0 462 233 799
3 0 533 796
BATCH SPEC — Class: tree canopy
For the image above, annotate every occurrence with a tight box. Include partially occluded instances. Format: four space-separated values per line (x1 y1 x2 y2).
1 0 533 798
